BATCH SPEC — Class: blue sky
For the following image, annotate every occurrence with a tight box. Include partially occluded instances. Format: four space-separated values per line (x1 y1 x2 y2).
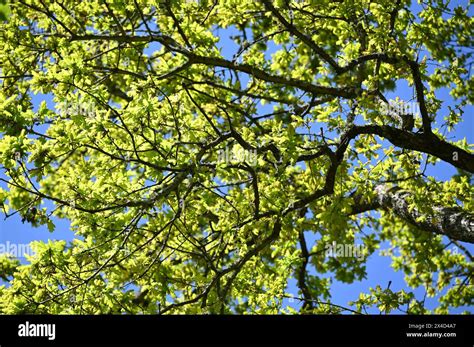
0 0 472 314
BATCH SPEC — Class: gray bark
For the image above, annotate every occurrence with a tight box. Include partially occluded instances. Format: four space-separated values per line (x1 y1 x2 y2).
351 184 474 244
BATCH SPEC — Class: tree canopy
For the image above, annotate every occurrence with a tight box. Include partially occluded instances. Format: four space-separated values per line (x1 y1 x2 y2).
0 0 472 314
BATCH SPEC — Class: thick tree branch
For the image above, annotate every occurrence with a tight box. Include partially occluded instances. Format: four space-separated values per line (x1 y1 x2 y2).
297 225 314 311
351 184 474 244
346 125 474 173
184 53 355 98
64 34 356 98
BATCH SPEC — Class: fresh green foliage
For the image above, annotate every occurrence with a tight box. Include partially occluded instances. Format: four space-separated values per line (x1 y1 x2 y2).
0 0 10 21
0 0 472 314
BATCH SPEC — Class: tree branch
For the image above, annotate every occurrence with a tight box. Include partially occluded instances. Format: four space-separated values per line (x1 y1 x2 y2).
351 184 474 244
261 0 342 73
346 125 474 173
